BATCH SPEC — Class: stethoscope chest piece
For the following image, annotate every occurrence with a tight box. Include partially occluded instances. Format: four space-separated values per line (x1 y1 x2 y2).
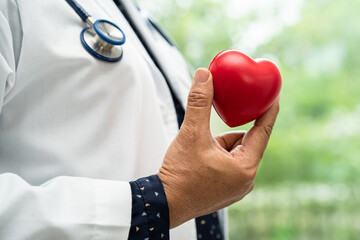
66 0 126 63
81 19 126 62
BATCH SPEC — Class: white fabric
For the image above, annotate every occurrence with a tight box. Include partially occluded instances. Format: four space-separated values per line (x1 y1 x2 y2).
0 0 196 239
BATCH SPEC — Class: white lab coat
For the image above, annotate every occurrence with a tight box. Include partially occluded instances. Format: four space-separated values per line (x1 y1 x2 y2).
0 0 200 239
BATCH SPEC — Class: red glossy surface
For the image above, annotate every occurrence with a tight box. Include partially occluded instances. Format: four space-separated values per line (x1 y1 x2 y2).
209 50 282 127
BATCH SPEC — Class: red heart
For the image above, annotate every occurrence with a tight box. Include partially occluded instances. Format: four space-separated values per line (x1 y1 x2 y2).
209 50 282 127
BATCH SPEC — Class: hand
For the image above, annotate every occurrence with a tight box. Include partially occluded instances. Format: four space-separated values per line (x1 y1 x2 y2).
157 68 280 228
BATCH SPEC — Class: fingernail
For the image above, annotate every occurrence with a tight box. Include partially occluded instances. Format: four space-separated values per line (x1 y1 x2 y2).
195 69 210 83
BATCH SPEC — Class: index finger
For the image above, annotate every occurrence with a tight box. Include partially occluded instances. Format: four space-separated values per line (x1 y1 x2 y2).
241 99 280 161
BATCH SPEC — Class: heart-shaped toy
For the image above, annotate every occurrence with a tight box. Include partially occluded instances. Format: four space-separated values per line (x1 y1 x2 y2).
209 50 282 127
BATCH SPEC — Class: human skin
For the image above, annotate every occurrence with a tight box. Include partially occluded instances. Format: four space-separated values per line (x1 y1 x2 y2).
157 68 280 228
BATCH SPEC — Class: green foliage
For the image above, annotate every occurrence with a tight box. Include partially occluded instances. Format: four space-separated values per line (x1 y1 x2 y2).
138 0 360 238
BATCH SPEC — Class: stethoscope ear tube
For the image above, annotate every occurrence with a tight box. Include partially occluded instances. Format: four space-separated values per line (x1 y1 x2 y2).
65 0 90 22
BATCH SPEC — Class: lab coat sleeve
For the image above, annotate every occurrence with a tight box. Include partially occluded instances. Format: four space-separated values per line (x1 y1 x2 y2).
0 173 132 239
0 5 16 105
0 7 134 240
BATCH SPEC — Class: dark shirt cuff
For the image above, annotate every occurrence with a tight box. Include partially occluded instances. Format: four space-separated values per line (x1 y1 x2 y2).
128 175 170 240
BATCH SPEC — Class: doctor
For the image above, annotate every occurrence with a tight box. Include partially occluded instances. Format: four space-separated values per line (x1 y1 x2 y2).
0 0 279 239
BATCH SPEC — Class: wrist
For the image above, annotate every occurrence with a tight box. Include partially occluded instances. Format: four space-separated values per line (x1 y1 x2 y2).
157 172 196 228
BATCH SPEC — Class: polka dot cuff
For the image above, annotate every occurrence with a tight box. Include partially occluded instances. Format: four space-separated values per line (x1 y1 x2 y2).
128 175 169 240
196 212 224 240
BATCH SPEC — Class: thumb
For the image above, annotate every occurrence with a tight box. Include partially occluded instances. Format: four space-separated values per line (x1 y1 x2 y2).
182 68 214 132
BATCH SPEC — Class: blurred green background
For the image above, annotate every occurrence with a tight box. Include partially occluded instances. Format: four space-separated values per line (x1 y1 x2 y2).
138 0 360 239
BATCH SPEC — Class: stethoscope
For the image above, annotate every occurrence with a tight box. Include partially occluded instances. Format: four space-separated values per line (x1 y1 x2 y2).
65 0 126 62
66 0 186 126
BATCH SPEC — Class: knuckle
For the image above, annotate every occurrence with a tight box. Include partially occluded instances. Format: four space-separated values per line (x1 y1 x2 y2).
183 123 200 136
187 90 210 108
262 124 274 138
244 165 258 181
231 164 258 184
178 124 200 144
178 126 193 141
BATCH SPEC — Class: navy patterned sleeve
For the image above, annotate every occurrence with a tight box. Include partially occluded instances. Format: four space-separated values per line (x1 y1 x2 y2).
128 175 170 240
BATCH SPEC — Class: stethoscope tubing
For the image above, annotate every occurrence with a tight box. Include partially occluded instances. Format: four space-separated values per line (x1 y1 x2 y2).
65 0 90 22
